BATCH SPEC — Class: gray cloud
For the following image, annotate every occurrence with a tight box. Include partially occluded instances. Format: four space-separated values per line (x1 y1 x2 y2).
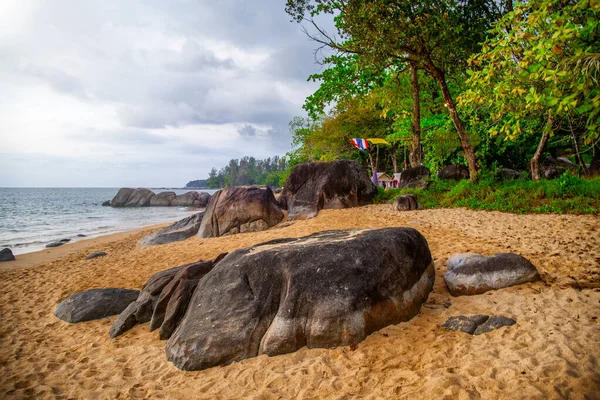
0 0 324 186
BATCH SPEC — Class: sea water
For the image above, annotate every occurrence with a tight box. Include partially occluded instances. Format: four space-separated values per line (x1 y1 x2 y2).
0 188 218 255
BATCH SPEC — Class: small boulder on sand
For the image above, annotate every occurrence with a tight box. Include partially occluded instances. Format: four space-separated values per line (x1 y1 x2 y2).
443 253 541 296
85 251 107 260
392 194 419 211
0 248 15 262
442 315 516 335
55 288 140 323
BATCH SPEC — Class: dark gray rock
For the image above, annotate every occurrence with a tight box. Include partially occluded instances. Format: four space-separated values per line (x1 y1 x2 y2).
444 253 541 296
171 191 211 208
166 227 434 371
198 186 283 238
499 168 523 180
278 160 377 220
140 213 204 246
0 248 15 262
46 239 70 248
109 257 223 339
85 251 107 260
543 166 565 180
101 200 111 206
55 288 140 323
442 315 516 335
150 191 176 206
110 188 155 207
399 166 431 188
437 165 469 180
392 194 419 211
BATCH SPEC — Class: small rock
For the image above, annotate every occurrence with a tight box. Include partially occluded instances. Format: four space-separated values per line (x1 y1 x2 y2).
442 315 516 335
55 288 140 323
0 248 15 262
85 251 107 260
437 165 469 180
101 200 111 206
392 194 419 211
75 234 87 238
46 239 71 248
499 168 523 180
444 253 541 296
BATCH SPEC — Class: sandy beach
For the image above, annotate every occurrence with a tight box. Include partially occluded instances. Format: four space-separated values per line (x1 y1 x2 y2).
1 205 599 399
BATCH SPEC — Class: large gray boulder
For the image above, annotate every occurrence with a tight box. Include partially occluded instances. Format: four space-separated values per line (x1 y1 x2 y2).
499 168 523 180
55 288 140 323
150 191 176 206
0 248 15 262
140 213 204 246
109 257 224 339
165 228 434 371
444 253 541 296
437 165 469 180
278 160 377 220
197 186 283 238
399 166 430 188
111 188 155 207
171 191 211 208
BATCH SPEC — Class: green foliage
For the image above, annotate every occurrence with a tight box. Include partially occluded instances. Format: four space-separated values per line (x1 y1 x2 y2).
377 174 600 214
460 0 600 145
204 156 287 189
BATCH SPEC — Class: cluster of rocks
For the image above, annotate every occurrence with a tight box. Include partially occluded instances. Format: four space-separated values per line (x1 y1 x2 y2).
107 188 211 208
58 227 435 371
53 159 546 372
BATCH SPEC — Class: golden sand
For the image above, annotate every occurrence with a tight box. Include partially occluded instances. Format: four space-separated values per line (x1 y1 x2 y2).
1 206 599 399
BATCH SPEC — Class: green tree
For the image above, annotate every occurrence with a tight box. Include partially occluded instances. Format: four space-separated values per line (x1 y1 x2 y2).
460 0 600 179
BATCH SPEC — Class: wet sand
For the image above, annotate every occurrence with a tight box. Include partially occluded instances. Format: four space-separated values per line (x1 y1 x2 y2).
1 206 599 399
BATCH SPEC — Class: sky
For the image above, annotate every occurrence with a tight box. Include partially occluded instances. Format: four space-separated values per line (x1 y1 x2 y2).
0 0 324 187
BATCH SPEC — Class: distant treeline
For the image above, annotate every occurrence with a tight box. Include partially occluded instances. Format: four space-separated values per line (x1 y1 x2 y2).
203 155 287 189
184 179 208 188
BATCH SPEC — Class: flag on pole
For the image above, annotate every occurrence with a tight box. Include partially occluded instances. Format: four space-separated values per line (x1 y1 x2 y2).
350 138 369 150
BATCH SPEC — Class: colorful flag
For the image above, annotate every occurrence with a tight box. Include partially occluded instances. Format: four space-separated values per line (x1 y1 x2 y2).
350 138 369 150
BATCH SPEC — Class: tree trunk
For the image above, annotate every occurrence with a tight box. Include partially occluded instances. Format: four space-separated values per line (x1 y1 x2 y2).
427 62 478 181
367 149 375 175
530 116 552 181
391 143 398 173
409 63 422 167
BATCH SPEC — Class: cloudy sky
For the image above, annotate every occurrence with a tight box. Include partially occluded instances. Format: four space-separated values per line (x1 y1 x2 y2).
0 0 324 187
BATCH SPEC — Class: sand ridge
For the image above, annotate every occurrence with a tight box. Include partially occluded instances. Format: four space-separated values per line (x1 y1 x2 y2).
0 206 599 399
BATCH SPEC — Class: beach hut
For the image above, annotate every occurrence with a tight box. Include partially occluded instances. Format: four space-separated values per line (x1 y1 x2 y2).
376 172 394 189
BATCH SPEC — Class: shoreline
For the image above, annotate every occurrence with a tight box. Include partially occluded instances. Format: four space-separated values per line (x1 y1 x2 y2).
0 222 169 271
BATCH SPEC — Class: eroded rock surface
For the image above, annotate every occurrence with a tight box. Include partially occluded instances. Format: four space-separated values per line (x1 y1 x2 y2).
109 257 224 339
392 194 419 211
140 213 204 246
442 315 516 335
444 253 541 296
278 160 376 220
166 228 434 371
197 186 283 238
55 288 139 323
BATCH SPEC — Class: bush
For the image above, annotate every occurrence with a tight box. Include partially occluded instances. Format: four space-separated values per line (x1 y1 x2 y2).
373 174 600 215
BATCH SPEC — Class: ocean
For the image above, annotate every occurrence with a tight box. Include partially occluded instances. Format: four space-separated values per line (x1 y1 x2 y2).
0 188 218 255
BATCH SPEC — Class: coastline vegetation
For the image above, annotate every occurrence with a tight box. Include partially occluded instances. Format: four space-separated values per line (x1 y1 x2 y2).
198 0 599 215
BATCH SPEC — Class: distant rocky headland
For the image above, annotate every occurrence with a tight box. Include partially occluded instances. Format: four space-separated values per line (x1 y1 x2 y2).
104 188 211 208
184 180 208 189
